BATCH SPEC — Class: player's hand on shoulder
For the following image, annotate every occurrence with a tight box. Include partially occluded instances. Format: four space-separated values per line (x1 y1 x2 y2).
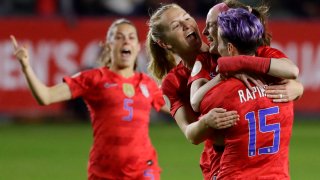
203 108 239 129
234 73 265 91
10 35 29 67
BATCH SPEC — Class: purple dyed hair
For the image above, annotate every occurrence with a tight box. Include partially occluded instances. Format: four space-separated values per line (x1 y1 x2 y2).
218 8 264 54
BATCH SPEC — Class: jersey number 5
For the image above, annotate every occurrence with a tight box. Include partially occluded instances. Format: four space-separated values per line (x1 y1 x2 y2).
123 98 133 121
245 106 280 157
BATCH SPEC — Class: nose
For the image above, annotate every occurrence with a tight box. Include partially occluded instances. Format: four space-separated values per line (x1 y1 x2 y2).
181 21 190 31
123 37 130 44
202 26 209 36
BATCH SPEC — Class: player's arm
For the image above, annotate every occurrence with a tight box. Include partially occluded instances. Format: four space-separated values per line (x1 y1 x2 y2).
190 75 222 112
159 105 170 114
217 56 299 79
174 105 238 145
266 79 304 102
11 35 72 105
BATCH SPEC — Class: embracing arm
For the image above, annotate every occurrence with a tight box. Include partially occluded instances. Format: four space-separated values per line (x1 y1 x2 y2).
11 35 72 105
175 105 238 145
268 58 299 79
218 56 299 79
190 75 222 112
266 79 304 102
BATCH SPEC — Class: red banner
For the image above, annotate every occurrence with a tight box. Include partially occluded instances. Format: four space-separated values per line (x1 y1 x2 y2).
0 18 319 116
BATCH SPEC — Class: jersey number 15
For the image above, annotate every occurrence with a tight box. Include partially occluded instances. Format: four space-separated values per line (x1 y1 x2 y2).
245 106 280 157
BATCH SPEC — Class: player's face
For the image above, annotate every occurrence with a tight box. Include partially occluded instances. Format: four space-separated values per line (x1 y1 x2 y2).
159 7 202 55
108 23 140 70
203 7 220 54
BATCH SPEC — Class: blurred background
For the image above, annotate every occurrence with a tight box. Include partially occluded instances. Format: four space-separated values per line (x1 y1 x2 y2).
0 0 319 179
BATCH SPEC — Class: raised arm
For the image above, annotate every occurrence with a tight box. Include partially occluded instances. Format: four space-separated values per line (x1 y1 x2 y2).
11 35 72 105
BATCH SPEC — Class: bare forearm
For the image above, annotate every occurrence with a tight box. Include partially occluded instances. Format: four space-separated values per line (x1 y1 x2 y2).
175 106 211 145
22 65 71 105
22 65 51 105
268 58 299 79
191 75 221 112
184 117 212 145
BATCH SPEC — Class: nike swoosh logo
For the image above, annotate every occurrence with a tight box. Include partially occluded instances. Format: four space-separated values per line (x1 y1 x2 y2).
104 83 118 88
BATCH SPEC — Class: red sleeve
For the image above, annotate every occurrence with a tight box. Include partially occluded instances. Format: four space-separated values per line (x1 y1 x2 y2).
188 57 211 86
256 46 287 58
162 73 184 117
63 68 102 99
145 76 165 111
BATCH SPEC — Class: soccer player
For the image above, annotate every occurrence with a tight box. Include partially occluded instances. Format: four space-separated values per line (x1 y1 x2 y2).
200 8 293 179
147 3 302 180
11 18 166 180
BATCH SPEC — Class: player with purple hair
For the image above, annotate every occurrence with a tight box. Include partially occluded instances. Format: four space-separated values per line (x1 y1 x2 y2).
199 8 293 179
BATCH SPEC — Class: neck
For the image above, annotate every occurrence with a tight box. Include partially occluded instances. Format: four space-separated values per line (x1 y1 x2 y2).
109 66 135 78
179 50 200 69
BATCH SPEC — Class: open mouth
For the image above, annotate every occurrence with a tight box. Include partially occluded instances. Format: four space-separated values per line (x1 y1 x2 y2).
121 48 131 57
186 31 197 41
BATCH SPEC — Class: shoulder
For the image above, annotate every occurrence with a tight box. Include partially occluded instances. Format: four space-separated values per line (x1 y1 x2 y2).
137 72 159 87
256 46 287 58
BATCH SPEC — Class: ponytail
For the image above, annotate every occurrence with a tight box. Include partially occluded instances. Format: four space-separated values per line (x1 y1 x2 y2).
147 31 176 80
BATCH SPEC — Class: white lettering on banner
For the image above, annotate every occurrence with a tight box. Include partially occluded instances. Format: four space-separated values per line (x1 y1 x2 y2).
81 40 100 68
53 40 78 84
0 40 99 90
272 41 320 90
0 41 27 90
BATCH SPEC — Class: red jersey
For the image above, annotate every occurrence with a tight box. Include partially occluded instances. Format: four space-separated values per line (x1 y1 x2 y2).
188 53 219 86
161 58 221 180
188 46 289 179
63 67 164 179
200 78 293 179
161 61 191 117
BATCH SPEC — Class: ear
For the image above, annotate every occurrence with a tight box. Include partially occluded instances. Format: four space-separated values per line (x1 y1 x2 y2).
227 42 238 56
156 40 172 50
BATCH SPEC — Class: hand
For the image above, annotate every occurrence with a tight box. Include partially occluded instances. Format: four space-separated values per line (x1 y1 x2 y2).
10 35 29 68
202 108 239 129
233 73 265 91
265 79 304 102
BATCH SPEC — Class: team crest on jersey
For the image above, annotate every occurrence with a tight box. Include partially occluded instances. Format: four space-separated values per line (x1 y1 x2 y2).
139 83 149 98
191 61 202 77
122 83 135 98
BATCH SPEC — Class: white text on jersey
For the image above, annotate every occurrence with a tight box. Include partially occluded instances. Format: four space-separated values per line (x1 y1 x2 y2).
238 86 266 103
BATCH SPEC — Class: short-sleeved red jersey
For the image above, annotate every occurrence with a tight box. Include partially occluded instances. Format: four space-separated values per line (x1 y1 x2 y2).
63 67 164 179
161 61 192 117
161 58 221 180
187 46 289 179
200 78 293 179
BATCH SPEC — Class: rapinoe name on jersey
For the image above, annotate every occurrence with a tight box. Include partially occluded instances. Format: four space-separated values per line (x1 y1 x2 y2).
238 86 267 103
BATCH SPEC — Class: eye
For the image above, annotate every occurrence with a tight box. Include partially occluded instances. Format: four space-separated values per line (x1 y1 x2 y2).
115 35 122 40
129 36 137 40
172 23 180 30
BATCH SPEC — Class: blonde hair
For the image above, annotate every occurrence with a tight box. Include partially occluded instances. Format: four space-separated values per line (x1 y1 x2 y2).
146 4 180 80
